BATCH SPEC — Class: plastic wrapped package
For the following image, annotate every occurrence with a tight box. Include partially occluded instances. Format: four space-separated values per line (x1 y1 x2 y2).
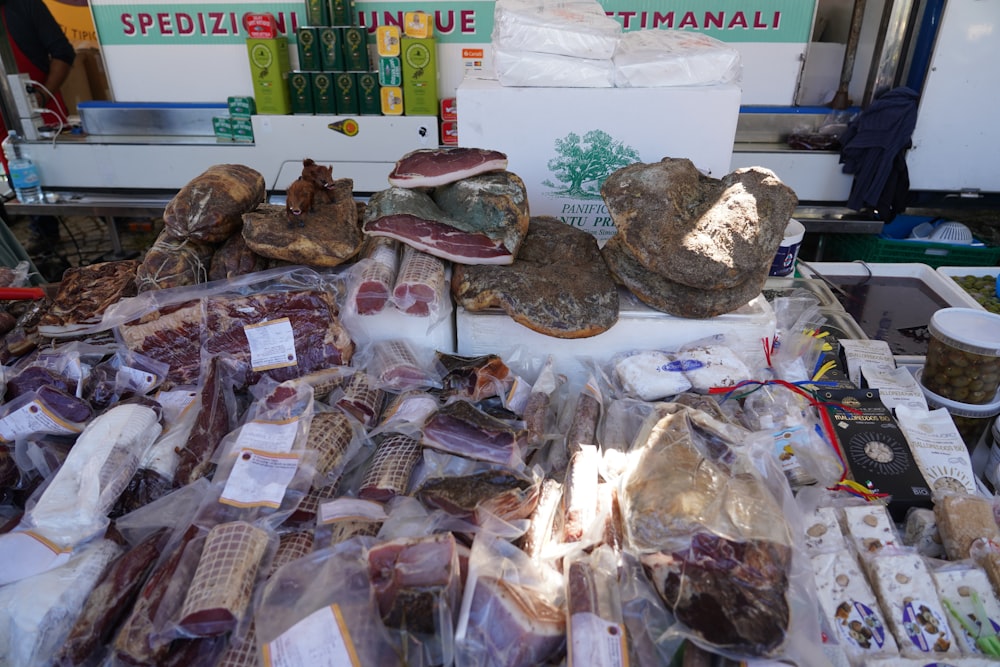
608 349 693 401
0 401 162 585
612 28 742 87
493 47 615 87
0 538 122 667
564 545 628 665
492 0 622 59
930 564 1000 656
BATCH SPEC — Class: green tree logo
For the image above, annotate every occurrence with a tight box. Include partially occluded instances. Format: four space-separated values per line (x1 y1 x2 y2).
542 130 641 199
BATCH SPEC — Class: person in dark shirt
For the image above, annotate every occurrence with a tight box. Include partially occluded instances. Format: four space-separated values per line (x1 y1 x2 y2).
1 0 75 253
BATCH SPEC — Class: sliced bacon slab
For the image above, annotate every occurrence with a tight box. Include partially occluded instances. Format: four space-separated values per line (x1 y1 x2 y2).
363 171 528 266
388 147 508 188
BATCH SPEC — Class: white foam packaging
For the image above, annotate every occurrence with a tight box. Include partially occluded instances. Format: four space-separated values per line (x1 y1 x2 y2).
492 0 622 59
493 48 614 87
612 29 743 87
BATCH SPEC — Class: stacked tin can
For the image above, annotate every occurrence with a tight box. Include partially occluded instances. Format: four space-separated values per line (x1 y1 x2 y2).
291 0 379 115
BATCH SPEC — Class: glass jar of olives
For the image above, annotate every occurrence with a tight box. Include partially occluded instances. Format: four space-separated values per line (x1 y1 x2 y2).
921 308 1000 405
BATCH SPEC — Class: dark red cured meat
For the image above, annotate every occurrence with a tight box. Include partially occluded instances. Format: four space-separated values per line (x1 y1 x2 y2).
113 524 200 665
368 533 459 633
392 246 446 316
388 147 508 188
119 289 354 387
365 215 513 264
358 432 423 502
173 356 234 488
355 237 399 315
421 400 526 466
55 528 171 666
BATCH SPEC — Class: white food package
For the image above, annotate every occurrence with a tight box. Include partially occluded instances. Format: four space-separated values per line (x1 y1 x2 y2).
931 565 1000 656
675 341 752 392
492 0 622 59
868 552 960 659
801 505 848 555
0 538 121 666
811 549 899 666
612 29 742 88
613 350 692 400
493 47 614 87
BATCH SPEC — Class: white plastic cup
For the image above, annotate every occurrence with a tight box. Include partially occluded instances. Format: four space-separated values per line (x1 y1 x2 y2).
769 218 805 277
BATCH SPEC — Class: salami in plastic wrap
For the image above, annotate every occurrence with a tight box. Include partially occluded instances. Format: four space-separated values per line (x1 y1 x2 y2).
359 432 423 502
177 520 271 637
351 236 400 315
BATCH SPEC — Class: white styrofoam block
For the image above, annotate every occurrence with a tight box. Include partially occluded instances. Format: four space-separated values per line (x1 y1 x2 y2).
457 77 740 243
456 289 775 389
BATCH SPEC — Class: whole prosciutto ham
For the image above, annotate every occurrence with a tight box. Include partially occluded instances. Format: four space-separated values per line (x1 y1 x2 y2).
387 147 508 188
363 170 529 266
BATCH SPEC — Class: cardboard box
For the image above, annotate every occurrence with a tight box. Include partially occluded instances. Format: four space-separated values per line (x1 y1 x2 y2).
440 120 457 144
245 15 292 115
404 11 433 38
457 78 740 242
376 26 401 57
213 116 233 141
227 96 256 117
378 56 401 87
400 37 437 116
440 97 457 121
232 117 254 142
288 72 314 114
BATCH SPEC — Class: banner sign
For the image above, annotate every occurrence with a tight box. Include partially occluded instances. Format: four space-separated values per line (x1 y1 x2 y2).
91 0 813 45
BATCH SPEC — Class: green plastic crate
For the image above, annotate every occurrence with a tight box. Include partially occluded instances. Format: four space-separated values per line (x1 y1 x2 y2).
823 233 1000 268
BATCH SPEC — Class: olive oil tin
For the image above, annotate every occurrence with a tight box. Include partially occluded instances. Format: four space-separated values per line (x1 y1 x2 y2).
401 37 438 116
288 71 314 114
328 0 353 26
357 72 381 115
304 0 328 27
318 27 345 71
333 72 359 115
246 37 292 115
342 27 370 72
312 71 338 115
297 27 320 71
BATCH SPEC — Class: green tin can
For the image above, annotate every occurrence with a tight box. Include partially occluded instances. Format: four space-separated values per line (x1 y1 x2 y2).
288 71 314 114
304 0 328 27
378 56 402 87
318 27 345 71
342 27 369 72
328 0 354 26
297 27 320 71
357 72 381 115
333 72 359 115
312 72 338 115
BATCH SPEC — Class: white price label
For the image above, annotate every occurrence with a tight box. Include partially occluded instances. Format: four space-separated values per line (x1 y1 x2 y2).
569 612 628 667
235 419 301 454
245 317 297 371
220 449 300 509
263 604 360 667
0 399 85 442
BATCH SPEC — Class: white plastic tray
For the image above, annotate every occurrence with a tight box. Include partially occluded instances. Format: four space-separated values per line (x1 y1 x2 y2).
794 262 981 365
936 266 1000 312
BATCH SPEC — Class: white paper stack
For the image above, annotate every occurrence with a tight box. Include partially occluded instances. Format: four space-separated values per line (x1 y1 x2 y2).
613 29 742 87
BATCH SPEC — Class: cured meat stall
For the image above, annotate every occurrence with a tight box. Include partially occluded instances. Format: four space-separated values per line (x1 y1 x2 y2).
3 142 999 666
3 2 1000 667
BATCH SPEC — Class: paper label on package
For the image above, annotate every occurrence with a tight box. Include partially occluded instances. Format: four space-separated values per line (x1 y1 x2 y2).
245 317 297 371
318 497 387 525
236 418 300 454
569 612 628 667
900 598 952 653
0 399 84 442
156 389 199 426
220 449 300 509
834 599 890 651
118 364 160 394
504 375 532 415
262 604 360 667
